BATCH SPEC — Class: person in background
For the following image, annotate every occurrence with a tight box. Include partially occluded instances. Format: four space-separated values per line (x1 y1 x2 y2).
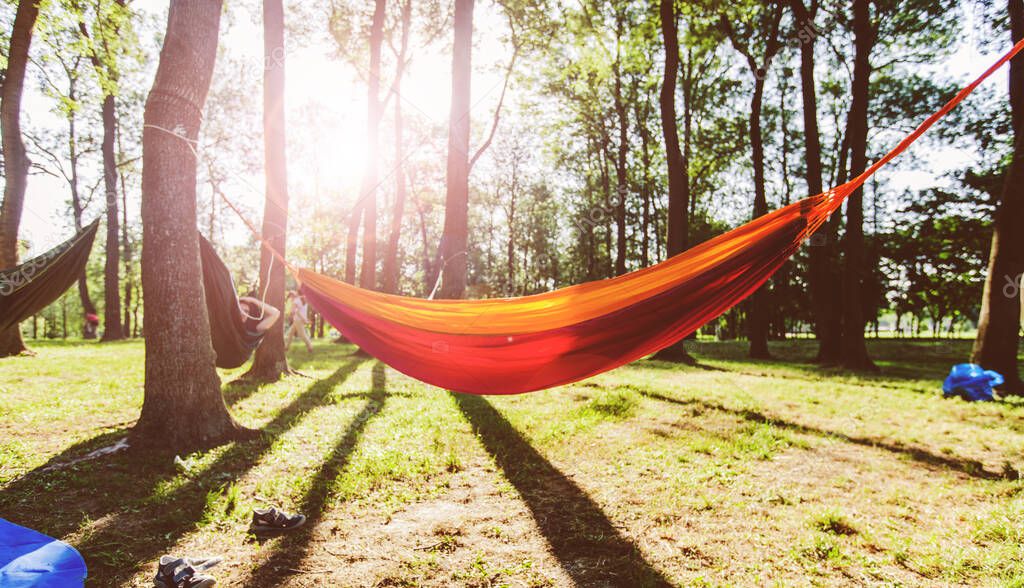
84 313 99 340
237 294 281 351
285 290 314 353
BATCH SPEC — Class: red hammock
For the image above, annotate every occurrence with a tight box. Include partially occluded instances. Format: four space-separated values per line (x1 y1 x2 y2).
295 39 1024 395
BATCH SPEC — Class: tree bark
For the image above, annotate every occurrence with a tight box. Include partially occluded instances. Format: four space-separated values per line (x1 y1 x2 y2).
636 98 651 268
612 10 629 277
841 0 878 371
118 116 134 337
359 0 387 291
435 0 474 299
132 0 249 451
721 5 783 360
245 0 292 381
790 0 842 363
746 64 772 359
0 0 40 357
345 205 362 284
652 0 694 363
79 9 126 341
382 2 412 294
99 94 124 340
66 77 99 335
971 0 1024 392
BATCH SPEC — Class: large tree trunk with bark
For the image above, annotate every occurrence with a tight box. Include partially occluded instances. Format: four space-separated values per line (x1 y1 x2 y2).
972 0 1024 392
132 0 249 451
0 0 40 357
652 0 694 364
245 0 293 381
840 0 878 371
435 0 474 299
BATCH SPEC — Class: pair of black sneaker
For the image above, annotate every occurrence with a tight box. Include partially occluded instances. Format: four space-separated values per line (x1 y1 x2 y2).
153 507 306 587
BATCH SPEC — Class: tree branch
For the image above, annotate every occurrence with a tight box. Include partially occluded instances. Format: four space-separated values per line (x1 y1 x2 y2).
469 17 520 171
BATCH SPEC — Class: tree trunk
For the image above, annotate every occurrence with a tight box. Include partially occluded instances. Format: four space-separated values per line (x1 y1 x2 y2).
790 0 841 363
435 0 474 299
972 0 1024 392
612 12 629 277
652 0 694 363
382 2 411 294
245 0 292 381
720 6 782 360
0 0 40 357
747 70 772 359
132 0 249 451
67 87 98 335
382 95 406 294
506 180 517 295
118 117 134 337
345 206 362 284
682 51 694 240
79 11 125 341
636 99 651 268
99 94 124 340
359 0 386 291
841 0 878 371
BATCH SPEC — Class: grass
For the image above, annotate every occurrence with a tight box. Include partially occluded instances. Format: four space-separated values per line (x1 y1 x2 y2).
1 338 1023 586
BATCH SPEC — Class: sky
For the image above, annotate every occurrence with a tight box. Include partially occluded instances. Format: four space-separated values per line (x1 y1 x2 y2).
14 0 1012 256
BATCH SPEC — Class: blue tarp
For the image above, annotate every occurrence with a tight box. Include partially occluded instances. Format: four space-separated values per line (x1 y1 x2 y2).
0 518 86 587
943 363 1003 402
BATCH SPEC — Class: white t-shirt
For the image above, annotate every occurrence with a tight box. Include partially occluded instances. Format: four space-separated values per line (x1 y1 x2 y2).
292 298 308 322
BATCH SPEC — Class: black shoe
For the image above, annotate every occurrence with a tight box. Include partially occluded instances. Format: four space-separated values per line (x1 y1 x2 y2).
153 556 221 588
250 507 306 533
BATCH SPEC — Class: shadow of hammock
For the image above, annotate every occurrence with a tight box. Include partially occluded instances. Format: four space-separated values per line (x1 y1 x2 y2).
638 390 1018 481
242 362 388 587
453 393 674 588
0 357 369 586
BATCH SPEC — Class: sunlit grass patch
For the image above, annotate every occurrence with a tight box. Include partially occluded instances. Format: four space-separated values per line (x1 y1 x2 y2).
4 338 1024 586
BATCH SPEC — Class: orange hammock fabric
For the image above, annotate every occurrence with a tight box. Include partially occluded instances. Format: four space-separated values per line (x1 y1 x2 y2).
295 39 1024 395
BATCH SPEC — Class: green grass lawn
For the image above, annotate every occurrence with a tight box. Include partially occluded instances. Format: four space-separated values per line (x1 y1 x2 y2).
1 339 1022 587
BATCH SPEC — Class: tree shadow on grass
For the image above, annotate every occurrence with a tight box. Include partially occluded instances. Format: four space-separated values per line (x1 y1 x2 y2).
0 357 369 586
242 362 387 587
454 393 673 588
638 390 1018 481
640 357 931 394
222 378 272 406
284 341 358 371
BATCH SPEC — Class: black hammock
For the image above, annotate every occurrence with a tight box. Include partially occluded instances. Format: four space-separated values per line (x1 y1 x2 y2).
199 235 267 369
0 220 100 332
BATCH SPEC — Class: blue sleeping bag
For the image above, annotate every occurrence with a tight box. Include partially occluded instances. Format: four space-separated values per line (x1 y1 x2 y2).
942 363 1003 402
0 518 86 587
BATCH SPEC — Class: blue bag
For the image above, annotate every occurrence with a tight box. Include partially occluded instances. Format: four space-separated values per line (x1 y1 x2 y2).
942 363 1003 402
0 518 86 587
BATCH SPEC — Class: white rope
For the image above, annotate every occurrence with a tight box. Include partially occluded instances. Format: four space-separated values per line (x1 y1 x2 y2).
427 251 466 300
147 123 278 321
